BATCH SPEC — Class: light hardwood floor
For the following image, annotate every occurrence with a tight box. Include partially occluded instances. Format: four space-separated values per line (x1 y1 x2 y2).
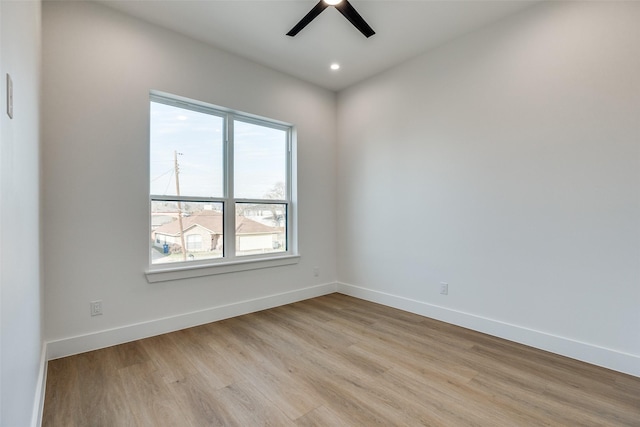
43 294 640 426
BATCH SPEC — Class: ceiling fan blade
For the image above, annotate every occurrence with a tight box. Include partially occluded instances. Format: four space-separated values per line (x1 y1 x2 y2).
286 1 329 37
335 0 375 38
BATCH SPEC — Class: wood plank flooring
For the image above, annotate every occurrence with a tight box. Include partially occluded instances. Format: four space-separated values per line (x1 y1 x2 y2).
42 294 640 426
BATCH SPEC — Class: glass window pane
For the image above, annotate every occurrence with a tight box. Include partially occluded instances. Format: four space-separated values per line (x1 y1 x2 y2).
151 201 223 264
150 101 224 197
235 203 286 256
234 120 287 200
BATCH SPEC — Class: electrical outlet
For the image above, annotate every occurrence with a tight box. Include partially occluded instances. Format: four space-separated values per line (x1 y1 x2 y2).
440 282 449 295
90 300 103 316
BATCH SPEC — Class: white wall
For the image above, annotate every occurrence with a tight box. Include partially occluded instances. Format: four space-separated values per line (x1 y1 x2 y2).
42 0 639 381
42 2 337 355
0 1 43 425
337 1 640 376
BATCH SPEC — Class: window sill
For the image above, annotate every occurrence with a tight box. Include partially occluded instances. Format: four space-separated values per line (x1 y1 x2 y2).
145 254 300 283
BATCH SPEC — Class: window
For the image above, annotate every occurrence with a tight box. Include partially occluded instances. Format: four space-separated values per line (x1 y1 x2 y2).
148 93 296 276
186 234 203 251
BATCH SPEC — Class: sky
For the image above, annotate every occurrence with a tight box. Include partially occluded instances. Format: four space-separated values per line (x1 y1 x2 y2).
150 101 287 200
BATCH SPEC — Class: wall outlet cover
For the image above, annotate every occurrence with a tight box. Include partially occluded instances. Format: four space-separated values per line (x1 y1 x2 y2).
440 282 449 295
90 300 103 316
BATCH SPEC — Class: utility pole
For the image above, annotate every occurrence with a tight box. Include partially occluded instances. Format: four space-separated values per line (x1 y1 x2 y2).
174 150 187 261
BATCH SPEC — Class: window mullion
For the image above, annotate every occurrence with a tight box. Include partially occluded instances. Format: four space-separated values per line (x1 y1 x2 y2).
225 115 236 259
150 195 224 203
286 129 294 254
234 198 288 204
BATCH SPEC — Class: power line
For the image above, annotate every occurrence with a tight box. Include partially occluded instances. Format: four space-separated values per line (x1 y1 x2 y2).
151 167 174 183
162 170 175 195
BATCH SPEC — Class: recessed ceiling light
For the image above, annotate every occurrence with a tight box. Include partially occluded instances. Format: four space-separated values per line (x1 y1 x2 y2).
324 0 342 5
330 63 340 71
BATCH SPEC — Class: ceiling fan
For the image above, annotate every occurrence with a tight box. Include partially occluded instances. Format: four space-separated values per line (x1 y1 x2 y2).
287 0 375 38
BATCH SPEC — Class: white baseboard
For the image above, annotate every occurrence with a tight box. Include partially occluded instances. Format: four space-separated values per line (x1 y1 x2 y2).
32 342 48 427
43 280 639 377
47 282 337 360
337 282 640 378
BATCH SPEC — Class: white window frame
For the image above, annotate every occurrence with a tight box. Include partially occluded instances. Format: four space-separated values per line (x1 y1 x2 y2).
146 92 299 283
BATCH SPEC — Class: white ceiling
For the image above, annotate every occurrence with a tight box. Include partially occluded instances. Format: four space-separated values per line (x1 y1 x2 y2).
97 0 537 91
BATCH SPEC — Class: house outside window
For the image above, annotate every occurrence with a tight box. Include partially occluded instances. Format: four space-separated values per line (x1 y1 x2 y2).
149 92 295 271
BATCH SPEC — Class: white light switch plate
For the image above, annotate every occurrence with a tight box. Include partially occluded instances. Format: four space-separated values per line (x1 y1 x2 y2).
6 73 13 119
